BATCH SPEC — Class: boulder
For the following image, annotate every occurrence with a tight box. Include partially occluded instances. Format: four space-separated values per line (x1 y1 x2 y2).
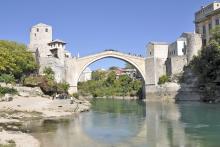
3 94 13 102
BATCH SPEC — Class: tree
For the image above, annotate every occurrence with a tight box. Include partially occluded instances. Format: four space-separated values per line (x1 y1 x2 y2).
91 71 106 81
188 26 220 101
105 71 116 86
0 40 38 79
118 75 132 96
43 67 55 80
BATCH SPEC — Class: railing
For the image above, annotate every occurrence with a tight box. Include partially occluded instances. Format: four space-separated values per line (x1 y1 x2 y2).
77 49 145 59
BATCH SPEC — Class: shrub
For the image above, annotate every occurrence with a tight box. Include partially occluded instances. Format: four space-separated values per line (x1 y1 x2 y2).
72 93 79 99
158 75 169 85
0 86 17 96
56 82 70 93
23 75 43 87
39 78 57 96
0 74 16 85
43 67 55 80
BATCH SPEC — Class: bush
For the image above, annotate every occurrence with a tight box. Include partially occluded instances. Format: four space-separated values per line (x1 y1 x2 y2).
0 74 16 85
39 77 57 96
43 67 55 80
72 93 79 99
56 82 70 93
158 75 169 85
23 75 44 87
0 86 17 96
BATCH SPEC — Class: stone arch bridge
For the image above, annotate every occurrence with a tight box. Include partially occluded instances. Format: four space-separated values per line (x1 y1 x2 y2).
65 50 165 96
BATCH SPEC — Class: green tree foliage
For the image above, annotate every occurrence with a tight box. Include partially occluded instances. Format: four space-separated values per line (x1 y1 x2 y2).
158 75 169 85
0 74 16 85
23 67 69 95
56 82 70 93
187 26 220 101
43 67 55 80
91 71 106 81
78 70 143 98
0 40 38 79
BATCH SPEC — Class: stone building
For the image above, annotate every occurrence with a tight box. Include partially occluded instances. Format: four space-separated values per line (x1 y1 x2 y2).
195 1 220 45
29 23 72 83
146 32 202 77
146 42 169 62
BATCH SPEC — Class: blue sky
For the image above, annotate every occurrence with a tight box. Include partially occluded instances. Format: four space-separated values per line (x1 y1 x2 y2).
0 0 214 70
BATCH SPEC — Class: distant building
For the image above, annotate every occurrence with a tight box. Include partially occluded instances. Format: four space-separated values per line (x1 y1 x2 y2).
195 1 220 45
79 67 92 82
113 68 141 79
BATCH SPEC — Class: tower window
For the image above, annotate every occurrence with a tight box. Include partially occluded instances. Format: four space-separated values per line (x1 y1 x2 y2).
209 23 212 30
34 33 36 37
216 19 219 25
37 28 39 32
45 28 48 32
203 25 206 35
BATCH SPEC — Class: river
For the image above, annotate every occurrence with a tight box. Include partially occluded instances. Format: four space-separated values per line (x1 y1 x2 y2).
25 99 220 147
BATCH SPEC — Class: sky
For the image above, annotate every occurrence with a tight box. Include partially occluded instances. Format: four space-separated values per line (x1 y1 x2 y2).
0 0 215 70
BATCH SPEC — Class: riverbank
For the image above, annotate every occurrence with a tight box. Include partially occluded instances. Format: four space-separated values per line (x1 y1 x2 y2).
145 82 202 102
0 95 91 147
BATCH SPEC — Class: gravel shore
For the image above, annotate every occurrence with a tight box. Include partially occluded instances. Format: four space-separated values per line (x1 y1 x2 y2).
0 95 91 147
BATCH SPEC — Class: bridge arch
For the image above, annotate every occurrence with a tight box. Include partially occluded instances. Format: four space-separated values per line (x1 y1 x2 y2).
67 50 146 94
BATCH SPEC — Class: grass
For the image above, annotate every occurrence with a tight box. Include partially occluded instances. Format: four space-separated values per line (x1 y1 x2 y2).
0 140 16 147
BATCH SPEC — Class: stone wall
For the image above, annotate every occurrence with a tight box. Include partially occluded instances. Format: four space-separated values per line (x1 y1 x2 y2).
145 57 166 85
181 33 202 62
38 57 65 83
145 83 202 101
166 56 187 76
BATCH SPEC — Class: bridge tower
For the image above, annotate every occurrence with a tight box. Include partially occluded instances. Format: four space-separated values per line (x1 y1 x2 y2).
29 23 52 57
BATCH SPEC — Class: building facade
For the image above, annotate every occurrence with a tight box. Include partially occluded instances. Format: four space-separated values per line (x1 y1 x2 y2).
195 1 220 45
146 32 202 76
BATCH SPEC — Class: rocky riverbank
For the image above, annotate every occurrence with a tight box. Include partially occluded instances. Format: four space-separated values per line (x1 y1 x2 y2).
145 82 202 102
0 85 91 147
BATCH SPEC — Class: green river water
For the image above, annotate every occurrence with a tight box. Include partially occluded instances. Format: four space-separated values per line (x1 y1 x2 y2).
26 99 220 147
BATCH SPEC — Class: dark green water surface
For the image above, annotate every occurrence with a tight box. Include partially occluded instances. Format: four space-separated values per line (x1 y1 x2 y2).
28 99 220 147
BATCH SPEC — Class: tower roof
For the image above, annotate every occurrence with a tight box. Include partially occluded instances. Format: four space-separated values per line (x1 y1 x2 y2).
48 39 66 45
32 23 52 28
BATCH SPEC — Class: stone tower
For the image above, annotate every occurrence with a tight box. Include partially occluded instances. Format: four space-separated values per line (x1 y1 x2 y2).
48 39 66 64
29 23 52 57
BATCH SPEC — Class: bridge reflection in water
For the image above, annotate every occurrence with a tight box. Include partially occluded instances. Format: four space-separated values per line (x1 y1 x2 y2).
29 100 220 147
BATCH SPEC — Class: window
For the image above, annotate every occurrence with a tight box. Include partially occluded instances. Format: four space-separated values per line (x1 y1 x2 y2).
34 33 36 37
202 39 207 46
216 19 219 25
45 28 48 32
209 23 212 30
203 25 206 35
37 28 39 32
150 51 151 55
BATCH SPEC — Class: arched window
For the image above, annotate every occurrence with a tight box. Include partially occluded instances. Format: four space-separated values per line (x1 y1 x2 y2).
45 28 48 32
37 28 39 32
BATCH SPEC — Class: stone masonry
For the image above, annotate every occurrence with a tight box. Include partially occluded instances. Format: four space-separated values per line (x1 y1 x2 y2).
28 23 202 97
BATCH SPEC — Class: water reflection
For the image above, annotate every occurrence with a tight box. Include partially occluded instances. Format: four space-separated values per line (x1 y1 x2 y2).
27 99 220 147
